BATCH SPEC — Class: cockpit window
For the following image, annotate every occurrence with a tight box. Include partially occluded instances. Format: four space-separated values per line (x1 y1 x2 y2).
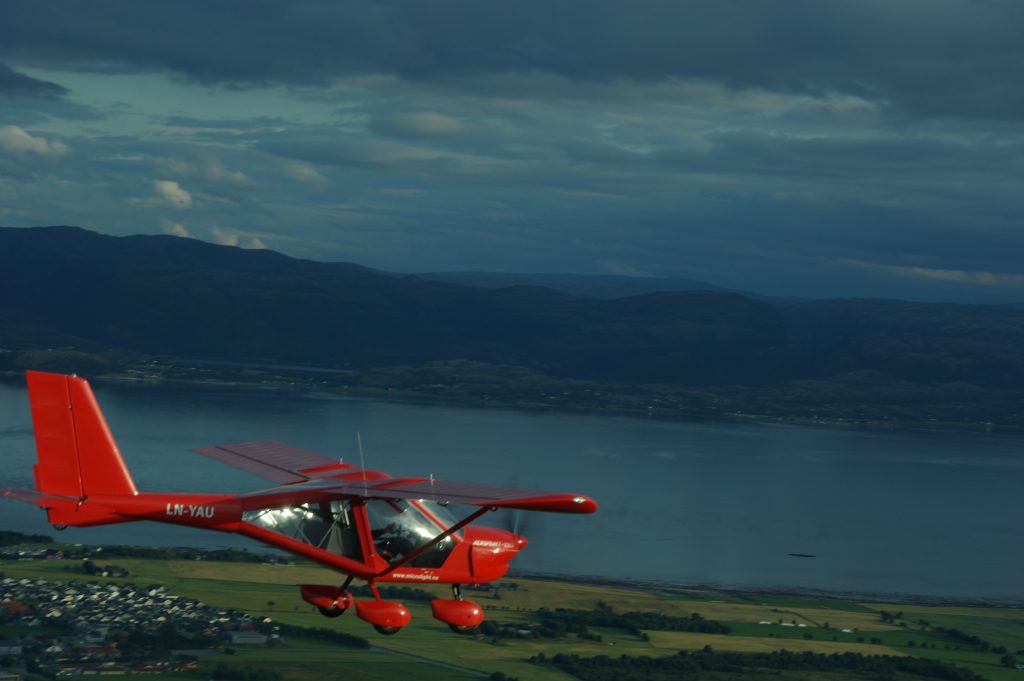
418 499 464 537
365 499 457 568
242 500 363 562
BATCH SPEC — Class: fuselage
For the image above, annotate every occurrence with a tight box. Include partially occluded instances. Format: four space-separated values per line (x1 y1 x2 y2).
76 491 526 584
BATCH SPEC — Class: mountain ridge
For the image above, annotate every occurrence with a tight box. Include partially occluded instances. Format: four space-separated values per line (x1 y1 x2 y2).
416 270 733 299
2 226 1023 427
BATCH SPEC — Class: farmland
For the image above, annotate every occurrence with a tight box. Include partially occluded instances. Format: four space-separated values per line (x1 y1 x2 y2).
2 552 1021 681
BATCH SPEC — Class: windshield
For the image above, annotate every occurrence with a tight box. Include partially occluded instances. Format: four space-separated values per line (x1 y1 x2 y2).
418 499 464 536
365 499 457 568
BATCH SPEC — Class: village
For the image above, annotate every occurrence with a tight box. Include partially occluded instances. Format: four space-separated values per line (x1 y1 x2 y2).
1 567 274 678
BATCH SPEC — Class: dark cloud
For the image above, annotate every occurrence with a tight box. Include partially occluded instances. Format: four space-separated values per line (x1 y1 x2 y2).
0 61 68 97
3 0 1024 118
162 115 293 130
655 130 1024 180
3 1 1024 303
0 62 99 124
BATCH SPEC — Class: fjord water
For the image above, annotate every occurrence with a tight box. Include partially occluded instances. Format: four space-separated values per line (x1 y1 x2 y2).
1 379 1021 601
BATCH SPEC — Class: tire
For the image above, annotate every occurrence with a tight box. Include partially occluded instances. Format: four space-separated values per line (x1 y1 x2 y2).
449 624 477 634
373 625 402 635
317 605 344 618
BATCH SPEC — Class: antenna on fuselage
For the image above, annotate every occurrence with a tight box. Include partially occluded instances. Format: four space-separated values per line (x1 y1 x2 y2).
357 431 367 497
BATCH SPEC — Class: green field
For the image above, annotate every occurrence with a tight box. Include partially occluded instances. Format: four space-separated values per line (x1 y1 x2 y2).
2 557 1022 681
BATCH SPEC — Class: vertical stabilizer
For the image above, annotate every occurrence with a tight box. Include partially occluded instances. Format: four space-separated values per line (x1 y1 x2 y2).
26 371 137 499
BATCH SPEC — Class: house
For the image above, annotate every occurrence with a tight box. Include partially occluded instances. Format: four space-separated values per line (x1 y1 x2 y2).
228 631 267 645
0 641 23 656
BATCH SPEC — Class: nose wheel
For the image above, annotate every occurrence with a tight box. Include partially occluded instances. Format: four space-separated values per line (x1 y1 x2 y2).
318 605 345 618
356 583 411 634
445 584 480 635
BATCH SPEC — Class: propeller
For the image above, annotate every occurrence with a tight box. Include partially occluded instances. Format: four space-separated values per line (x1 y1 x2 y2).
493 476 543 547
501 508 529 537
498 507 544 548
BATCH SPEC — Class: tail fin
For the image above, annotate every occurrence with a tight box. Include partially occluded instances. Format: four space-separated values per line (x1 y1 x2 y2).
26 372 137 525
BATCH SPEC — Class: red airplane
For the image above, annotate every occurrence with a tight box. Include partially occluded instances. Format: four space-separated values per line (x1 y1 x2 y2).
3 371 597 635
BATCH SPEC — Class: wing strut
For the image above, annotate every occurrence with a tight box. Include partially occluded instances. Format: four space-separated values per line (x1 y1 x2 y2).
376 506 492 578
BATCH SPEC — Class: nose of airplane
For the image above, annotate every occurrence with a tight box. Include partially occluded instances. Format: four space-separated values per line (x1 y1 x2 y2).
514 534 528 550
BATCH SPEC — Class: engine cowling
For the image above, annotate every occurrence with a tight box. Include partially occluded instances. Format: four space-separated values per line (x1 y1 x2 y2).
431 599 484 631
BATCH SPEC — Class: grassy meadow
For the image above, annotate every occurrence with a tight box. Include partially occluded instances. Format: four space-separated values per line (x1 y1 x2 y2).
2 556 1021 681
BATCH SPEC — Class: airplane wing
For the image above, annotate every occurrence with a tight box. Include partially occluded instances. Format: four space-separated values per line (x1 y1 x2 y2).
196 440 597 514
238 478 597 513
193 441 341 484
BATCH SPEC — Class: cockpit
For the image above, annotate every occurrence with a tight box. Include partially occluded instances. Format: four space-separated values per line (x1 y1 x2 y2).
365 499 460 567
242 500 364 561
241 497 463 568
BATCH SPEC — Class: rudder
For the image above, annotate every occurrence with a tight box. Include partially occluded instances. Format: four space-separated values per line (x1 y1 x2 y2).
27 371 138 499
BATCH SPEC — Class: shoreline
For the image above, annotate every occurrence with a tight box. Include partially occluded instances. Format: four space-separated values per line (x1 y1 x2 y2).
511 571 1024 609
3 534 1020 609
3 367 1020 435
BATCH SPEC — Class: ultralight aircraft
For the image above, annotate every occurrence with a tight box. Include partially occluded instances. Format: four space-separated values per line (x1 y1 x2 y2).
4 371 597 634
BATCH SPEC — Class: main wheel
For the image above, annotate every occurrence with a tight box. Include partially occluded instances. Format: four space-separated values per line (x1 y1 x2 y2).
449 624 478 635
373 625 402 636
317 605 344 618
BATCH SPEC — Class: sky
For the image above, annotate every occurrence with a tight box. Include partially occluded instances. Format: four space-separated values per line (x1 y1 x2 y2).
2 0 1024 302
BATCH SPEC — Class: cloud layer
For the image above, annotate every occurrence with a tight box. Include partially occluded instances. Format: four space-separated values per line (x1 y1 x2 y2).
1 1 1023 302
4 1 1024 119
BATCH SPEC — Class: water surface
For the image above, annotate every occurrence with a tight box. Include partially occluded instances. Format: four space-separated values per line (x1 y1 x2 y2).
1 378 1021 600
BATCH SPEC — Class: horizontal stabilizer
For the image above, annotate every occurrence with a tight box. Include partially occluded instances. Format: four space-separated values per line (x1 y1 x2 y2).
3 487 80 509
3 487 127 528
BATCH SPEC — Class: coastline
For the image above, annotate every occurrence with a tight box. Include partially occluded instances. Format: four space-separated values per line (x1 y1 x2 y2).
3 532 1021 608
2 362 1019 434
512 571 1024 610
